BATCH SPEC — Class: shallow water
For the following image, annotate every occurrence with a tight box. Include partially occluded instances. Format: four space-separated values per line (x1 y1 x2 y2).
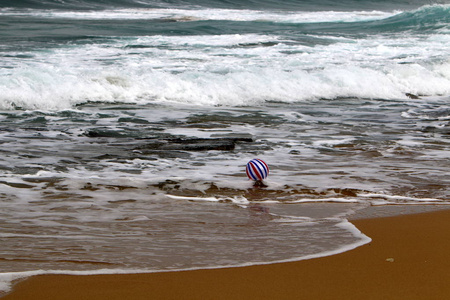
0 99 449 276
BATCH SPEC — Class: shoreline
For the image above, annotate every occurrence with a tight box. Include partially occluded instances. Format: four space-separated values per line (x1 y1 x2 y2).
2 208 450 299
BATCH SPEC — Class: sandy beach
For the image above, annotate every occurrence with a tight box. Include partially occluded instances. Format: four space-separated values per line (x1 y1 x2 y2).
2 208 450 300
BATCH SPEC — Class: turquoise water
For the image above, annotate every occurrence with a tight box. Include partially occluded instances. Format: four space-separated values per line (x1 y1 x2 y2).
0 0 449 292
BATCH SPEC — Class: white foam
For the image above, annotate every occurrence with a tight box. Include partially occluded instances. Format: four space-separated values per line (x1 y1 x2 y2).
0 269 150 294
0 8 396 24
313 138 355 147
359 193 449 204
2 62 449 110
166 194 222 202
272 216 315 224
288 198 362 204
167 194 250 206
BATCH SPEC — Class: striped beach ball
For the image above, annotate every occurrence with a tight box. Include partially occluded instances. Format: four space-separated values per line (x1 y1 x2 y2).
246 159 269 181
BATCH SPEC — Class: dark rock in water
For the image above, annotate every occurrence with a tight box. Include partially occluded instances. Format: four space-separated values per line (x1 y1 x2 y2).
405 93 420 99
94 154 122 160
164 138 236 151
84 129 127 138
422 125 450 135
134 140 167 150
0 181 35 189
118 117 150 124
210 133 254 143
136 149 192 159
253 180 268 188
332 188 359 197
84 129 254 154
137 137 253 152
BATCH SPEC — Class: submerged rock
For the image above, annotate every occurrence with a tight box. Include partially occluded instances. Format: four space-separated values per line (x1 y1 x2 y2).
84 129 255 157
405 93 421 99
84 129 128 138
136 137 253 152
164 138 236 151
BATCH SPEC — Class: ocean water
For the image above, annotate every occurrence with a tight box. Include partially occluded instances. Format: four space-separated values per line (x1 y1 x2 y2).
1 0 450 293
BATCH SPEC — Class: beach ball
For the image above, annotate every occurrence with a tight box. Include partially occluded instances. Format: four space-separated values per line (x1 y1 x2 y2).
246 159 269 181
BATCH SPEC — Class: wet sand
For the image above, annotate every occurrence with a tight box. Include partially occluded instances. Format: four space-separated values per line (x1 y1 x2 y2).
3 209 450 300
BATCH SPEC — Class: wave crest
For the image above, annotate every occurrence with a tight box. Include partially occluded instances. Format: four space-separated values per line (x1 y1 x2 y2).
1 61 449 110
369 4 450 32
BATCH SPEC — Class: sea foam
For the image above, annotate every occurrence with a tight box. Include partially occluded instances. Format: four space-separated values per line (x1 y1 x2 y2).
1 57 449 110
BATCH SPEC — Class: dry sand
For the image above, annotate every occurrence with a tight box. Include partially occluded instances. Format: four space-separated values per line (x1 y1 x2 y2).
2 209 450 300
